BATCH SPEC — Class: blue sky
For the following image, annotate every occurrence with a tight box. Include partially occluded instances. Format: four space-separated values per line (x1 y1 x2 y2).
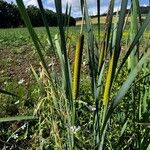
6 0 150 17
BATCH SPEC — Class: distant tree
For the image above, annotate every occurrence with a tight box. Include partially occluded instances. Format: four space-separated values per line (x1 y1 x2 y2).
0 0 76 28
65 15 76 26
10 4 21 27
44 9 57 26
27 5 43 27
0 0 21 28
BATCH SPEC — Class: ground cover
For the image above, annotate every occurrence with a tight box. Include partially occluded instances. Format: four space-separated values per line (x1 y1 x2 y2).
0 12 150 149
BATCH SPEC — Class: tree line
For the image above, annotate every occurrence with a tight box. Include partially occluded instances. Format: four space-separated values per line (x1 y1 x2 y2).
0 0 76 28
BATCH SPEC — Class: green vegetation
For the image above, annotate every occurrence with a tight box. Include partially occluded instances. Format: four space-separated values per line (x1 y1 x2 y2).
0 0 150 149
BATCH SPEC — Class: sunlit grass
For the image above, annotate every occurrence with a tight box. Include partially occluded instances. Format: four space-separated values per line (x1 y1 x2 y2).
0 0 150 149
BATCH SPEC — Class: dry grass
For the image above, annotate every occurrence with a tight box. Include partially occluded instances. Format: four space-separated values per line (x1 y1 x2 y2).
76 16 107 26
76 15 146 26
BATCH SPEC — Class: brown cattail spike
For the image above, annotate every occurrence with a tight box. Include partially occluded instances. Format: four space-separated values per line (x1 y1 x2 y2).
72 34 84 99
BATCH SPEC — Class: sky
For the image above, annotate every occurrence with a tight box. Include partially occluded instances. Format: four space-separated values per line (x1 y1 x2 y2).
5 0 150 17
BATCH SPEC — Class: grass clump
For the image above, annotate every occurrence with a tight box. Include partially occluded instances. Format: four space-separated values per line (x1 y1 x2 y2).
0 0 149 149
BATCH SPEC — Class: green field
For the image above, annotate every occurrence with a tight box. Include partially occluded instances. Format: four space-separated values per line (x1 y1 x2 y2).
1 25 149 91
0 24 150 149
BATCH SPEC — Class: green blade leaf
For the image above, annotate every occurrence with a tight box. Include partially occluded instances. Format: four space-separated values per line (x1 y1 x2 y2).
54 0 72 101
113 51 150 108
16 0 48 75
0 116 38 123
101 50 150 135
97 0 100 42
16 0 58 98
0 89 19 97
117 9 150 75
37 0 55 51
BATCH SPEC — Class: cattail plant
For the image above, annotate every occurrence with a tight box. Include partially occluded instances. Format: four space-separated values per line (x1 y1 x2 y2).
0 0 146 150
128 0 139 71
72 33 84 99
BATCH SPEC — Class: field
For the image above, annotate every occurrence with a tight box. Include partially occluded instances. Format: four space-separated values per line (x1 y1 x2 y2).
76 15 147 26
76 16 107 25
0 24 150 149
0 1 150 149
0 25 149 102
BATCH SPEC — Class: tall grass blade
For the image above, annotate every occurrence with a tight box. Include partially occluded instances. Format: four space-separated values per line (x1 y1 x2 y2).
16 0 58 98
54 34 65 89
54 0 72 101
103 0 128 105
97 0 100 43
128 0 138 71
98 41 105 73
98 0 115 73
113 52 150 108
105 0 115 54
113 0 128 62
30 65 45 95
80 0 84 14
65 4 72 38
37 0 55 51
117 10 150 75
0 116 37 123
84 0 97 97
0 89 19 97
102 51 150 134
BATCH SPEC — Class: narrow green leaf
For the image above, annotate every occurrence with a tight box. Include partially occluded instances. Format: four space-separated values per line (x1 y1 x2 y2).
96 63 105 99
113 51 150 108
113 0 128 62
0 89 18 97
30 65 45 95
37 0 55 51
132 72 150 86
84 0 97 97
102 0 128 106
54 34 66 90
137 123 150 127
80 0 84 14
146 144 150 150
128 0 139 71
105 0 115 54
16 0 48 75
54 0 72 101
0 116 38 123
116 120 128 148
101 50 150 135
16 0 58 98
117 10 150 75
97 0 100 42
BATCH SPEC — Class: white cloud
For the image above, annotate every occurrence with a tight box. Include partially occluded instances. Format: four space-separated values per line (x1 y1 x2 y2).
5 0 38 6
55 0 115 17
4 0 149 17
23 0 38 6
5 0 109 17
